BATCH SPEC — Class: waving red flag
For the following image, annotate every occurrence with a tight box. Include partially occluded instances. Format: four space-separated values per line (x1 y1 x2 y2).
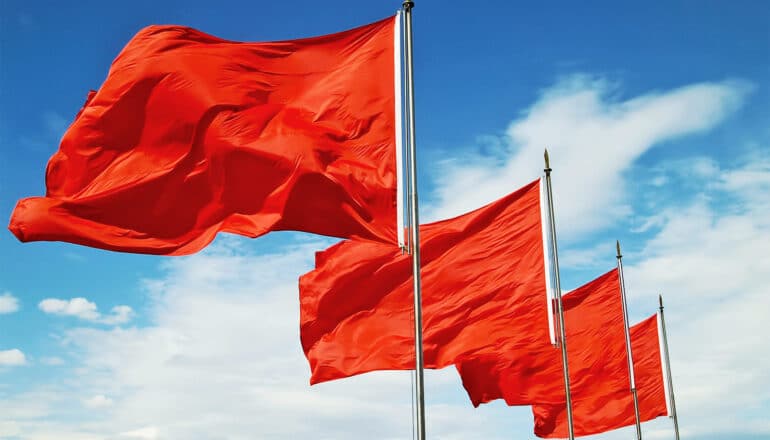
300 179 554 384
9 16 401 255
532 314 670 438
456 268 629 406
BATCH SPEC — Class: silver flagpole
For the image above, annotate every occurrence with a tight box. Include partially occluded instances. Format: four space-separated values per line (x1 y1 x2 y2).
401 9 413 256
402 2 426 439
659 294 681 440
616 241 643 440
543 150 575 440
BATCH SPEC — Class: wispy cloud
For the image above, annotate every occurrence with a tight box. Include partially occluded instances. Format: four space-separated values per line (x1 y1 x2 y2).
42 111 69 140
83 394 114 409
40 356 65 366
18 111 69 153
0 421 21 438
120 426 159 439
38 298 134 325
63 252 87 262
0 292 19 314
426 76 752 242
621 154 770 437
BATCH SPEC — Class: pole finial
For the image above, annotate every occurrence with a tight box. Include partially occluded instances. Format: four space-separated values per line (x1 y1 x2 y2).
659 294 664 309
403 0 414 10
616 240 622 259
544 148 551 171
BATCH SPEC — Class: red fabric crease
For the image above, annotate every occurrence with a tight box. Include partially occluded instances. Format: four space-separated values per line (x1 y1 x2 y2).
9 17 398 255
532 314 668 438
300 179 553 384
456 268 629 406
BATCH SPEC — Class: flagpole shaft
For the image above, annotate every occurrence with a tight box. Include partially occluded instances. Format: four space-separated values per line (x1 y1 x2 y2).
403 21 413 254
659 295 681 440
543 151 575 440
402 2 426 440
616 242 643 440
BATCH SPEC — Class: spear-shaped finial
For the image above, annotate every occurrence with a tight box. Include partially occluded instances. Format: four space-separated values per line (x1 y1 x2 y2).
544 148 551 171
616 240 622 259
659 294 664 310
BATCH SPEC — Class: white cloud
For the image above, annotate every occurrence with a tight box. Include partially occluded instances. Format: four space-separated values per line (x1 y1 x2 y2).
0 238 533 439
39 298 99 320
40 357 65 366
0 292 19 314
426 76 751 242
459 152 770 439
0 420 21 437
0 349 27 366
0 390 54 420
620 155 770 437
38 297 133 325
83 394 114 409
120 426 159 439
101 305 134 325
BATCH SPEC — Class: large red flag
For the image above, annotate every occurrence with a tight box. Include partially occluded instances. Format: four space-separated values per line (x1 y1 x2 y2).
455 268 629 406
532 314 670 438
300 179 554 384
9 16 401 255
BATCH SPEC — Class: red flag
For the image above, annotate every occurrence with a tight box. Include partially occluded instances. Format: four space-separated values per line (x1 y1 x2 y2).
532 314 669 438
300 179 553 384
9 16 401 255
456 268 629 406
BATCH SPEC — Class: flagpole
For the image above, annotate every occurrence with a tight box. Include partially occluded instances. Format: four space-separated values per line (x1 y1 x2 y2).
402 2 426 440
659 294 681 440
543 150 575 440
616 241 643 440
400 9 413 255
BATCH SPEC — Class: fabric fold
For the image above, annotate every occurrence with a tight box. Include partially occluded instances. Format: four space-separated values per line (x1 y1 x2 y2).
10 16 399 255
300 179 552 384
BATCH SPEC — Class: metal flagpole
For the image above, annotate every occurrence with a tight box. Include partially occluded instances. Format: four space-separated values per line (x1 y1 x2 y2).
659 294 681 440
543 150 575 440
400 9 413 256
402 2 426 439
616 241 643 440
399 8 417 438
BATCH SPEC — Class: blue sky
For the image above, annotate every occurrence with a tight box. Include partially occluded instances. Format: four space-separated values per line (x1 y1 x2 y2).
1 0 769 438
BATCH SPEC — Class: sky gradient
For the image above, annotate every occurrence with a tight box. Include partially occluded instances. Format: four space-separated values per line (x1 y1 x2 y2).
1 1 769 439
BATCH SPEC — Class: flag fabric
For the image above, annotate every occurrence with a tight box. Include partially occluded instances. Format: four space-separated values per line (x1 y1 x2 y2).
456 268 629 406
9 16 402 255
532 314 669 438
300 179 554 384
